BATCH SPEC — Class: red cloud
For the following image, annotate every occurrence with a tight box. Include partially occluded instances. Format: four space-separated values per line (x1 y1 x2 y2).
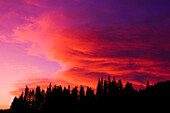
12 12 170 92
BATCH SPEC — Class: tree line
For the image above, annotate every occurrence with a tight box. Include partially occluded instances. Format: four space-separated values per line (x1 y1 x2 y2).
10 76 170 112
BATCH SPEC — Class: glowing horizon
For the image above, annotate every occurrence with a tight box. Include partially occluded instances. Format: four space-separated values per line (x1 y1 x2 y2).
0 0 170 109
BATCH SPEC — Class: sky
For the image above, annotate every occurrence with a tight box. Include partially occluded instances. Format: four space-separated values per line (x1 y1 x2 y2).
0 0 170 109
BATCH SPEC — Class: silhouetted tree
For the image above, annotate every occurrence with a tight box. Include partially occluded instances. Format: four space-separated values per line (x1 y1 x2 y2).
24 86 29 101
35 86 43 110
71 86 78 104
104 80 108 95
10 97 19 112
63 86 71 104
147 81 150 88
10 76 170 112
79 85 85 104
108 76 111 82
118 80 123 90
124 82 135 96
96 78 103 97
43 83 52 111
86 87 95 104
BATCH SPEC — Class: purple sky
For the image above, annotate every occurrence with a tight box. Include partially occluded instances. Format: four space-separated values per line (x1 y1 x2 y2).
0 0 170 109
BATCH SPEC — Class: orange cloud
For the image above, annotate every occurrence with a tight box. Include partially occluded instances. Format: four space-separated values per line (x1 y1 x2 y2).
11 12 170 91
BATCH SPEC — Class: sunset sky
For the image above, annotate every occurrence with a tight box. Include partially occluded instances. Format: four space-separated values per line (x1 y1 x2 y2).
0 0 170 109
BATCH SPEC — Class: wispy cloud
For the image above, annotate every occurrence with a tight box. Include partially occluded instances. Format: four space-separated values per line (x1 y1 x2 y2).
10 10 170 90
24 0 47 8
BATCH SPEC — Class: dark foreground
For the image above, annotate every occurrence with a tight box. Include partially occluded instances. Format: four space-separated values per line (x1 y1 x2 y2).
2 77 170 112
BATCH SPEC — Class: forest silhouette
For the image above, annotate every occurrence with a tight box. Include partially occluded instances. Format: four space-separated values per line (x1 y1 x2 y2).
2 76 170 112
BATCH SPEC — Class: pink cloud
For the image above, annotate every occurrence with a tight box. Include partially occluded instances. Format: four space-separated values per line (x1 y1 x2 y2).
24 0 46 7
11 11 170 90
